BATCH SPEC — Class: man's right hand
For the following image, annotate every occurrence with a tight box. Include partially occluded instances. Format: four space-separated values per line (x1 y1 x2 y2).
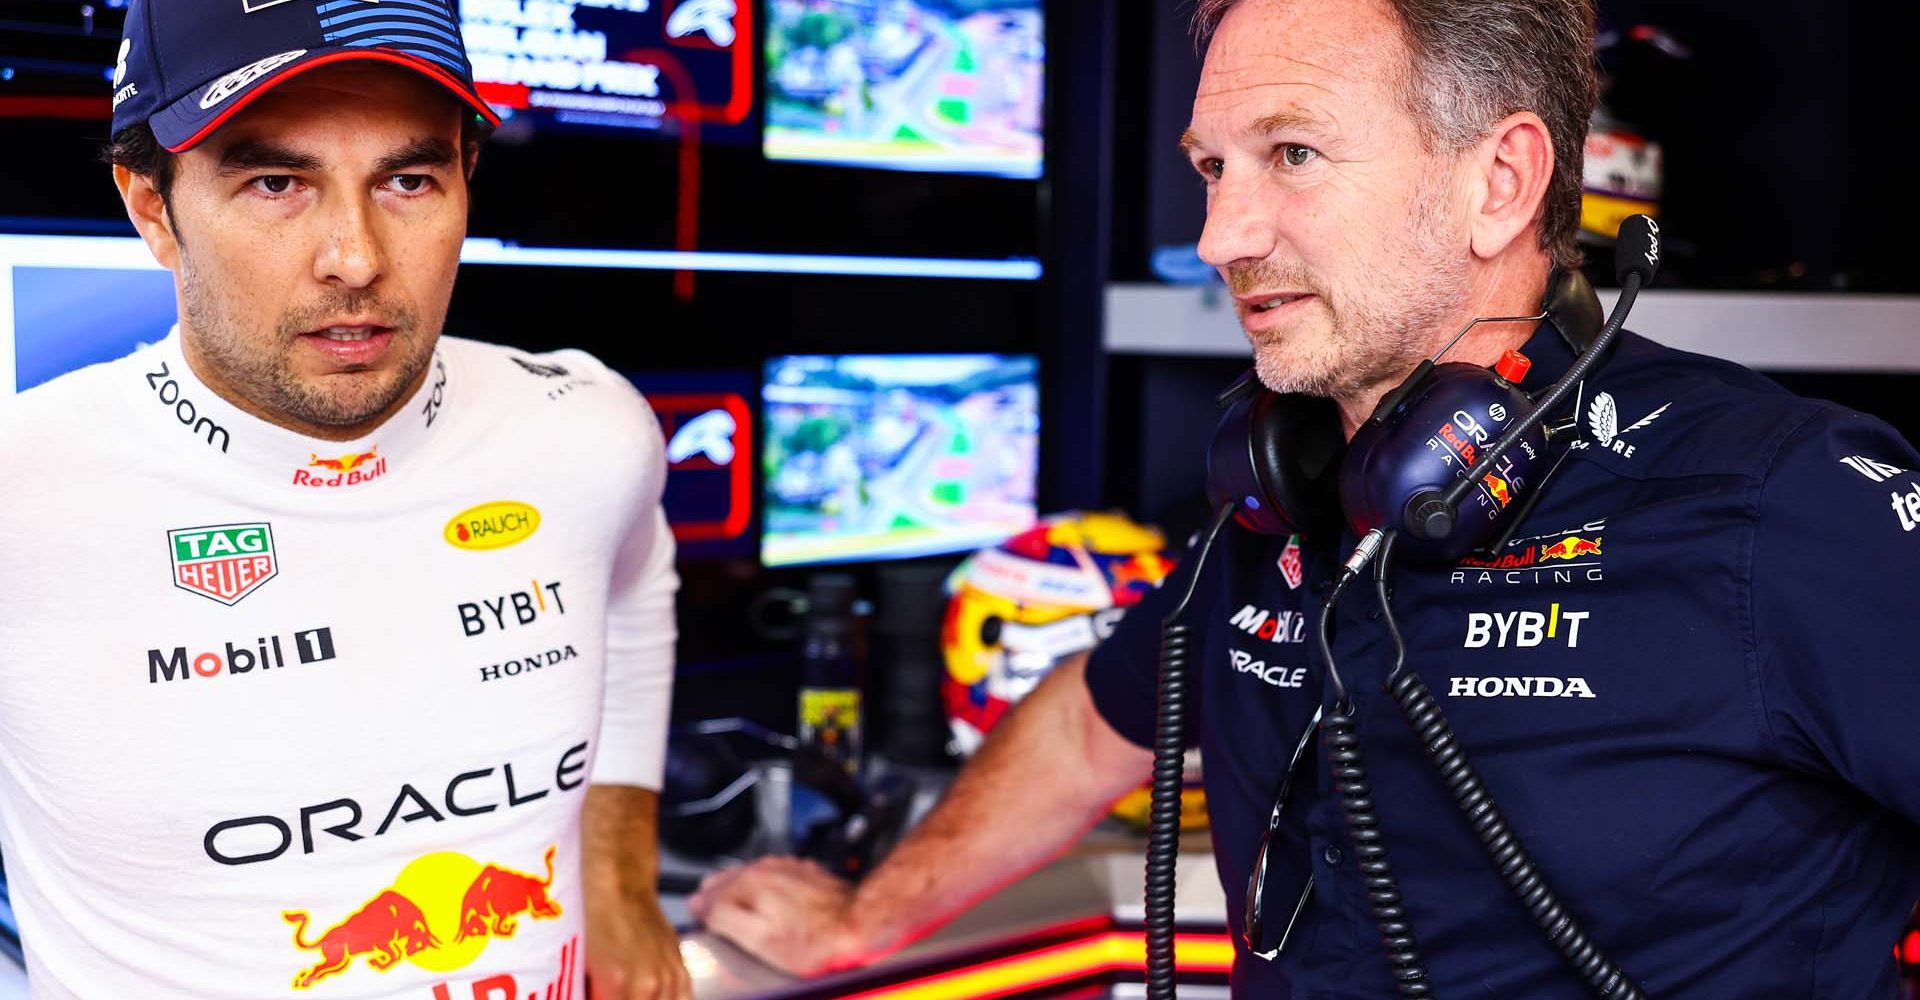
687 855 869 977
683 654 1153 981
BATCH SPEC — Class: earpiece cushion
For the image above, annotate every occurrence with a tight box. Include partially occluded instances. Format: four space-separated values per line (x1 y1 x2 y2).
1246 391 1346 539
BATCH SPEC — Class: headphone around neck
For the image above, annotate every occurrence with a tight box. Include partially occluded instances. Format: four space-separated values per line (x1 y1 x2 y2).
1204 266 1605 562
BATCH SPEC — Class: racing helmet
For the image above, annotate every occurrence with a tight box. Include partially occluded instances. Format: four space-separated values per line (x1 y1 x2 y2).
942 511 1169 752
941 511 1207 830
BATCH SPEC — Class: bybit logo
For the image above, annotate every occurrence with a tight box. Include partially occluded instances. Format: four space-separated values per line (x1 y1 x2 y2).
1463 603 1590 649
458 581 566 637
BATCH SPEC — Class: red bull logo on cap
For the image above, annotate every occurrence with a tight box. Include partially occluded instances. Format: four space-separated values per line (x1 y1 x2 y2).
284 845 563 989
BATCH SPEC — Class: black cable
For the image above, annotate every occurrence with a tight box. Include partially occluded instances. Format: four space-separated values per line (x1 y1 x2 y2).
1319 544 1433 997
1317 571 1353 710
1146 502 1238 1000
1374 531 1406 680
1371 547 1648 999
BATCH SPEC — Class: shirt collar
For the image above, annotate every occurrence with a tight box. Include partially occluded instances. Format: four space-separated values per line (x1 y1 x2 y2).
1514 318 1588 395
143 326 450 491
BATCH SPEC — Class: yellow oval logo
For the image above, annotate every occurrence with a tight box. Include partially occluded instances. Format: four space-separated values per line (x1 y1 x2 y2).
444 501 541 551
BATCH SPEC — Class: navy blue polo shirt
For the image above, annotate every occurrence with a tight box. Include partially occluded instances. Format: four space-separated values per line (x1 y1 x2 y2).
1087 322 1920 998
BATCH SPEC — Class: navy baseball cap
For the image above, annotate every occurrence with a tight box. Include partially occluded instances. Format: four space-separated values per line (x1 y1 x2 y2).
110 0 501 152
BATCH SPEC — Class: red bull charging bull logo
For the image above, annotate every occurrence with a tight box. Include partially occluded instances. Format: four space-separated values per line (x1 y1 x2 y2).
1452 519 1607 586
283 845 562 990
1539 536 1602 561
1481 472 1514 508
294 446 390 489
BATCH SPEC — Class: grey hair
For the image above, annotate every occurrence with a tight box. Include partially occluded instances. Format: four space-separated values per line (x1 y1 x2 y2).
1191 0 1597 268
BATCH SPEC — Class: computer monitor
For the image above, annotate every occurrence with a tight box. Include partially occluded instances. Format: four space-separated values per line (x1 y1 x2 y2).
462 0 756 140
623 370 758 561
763 0 1045 179
760 353 1039 567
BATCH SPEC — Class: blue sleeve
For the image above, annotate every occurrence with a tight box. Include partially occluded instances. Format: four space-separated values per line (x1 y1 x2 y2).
1085 541 1216 750
1751 405 1920 823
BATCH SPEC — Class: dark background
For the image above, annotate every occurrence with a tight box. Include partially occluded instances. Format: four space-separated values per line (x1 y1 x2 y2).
3 0 1917 736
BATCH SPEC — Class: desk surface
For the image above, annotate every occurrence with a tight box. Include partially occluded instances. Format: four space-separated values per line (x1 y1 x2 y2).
666 826 1226 1000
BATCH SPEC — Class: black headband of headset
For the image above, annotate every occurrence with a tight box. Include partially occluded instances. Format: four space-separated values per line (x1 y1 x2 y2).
1543 266 1605 353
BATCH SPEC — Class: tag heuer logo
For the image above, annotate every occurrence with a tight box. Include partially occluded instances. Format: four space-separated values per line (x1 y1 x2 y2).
169 523 278 606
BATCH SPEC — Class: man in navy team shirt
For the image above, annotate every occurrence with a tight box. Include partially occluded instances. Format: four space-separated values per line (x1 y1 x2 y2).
693 0 1920 995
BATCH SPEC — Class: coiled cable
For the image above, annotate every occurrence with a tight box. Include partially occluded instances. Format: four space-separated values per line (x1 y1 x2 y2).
1383 670 1646 999
1320 535 1433 996
1146 503 1237 1000
1372 537 1648 999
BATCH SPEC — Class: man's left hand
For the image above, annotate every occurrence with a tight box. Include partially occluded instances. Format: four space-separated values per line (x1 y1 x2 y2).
583 784 694 1000
586 890 694 1000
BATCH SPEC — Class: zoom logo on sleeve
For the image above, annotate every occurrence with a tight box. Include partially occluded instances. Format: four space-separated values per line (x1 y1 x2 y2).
145 362 232 453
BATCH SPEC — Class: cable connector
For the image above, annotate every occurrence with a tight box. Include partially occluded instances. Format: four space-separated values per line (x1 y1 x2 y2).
1341 528 1386 580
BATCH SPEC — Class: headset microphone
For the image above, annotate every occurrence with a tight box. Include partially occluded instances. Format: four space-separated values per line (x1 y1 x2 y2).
1615 214 1661 286
1405 215 1662 544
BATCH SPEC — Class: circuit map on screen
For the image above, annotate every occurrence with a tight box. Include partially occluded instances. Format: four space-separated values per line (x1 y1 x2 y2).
762 353 1038 566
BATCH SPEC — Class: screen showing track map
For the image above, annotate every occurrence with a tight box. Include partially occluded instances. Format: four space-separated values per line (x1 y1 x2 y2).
761 354 1038 566
763 0 1044 178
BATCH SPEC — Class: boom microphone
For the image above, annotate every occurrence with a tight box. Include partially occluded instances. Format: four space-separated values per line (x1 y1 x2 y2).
1419 215 1662 538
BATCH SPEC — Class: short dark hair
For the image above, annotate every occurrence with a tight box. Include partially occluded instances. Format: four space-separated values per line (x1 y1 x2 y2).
102 121 180 200
1191 0 1598 268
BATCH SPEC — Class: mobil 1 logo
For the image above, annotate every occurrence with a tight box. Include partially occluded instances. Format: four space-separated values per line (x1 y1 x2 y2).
148 626 336 684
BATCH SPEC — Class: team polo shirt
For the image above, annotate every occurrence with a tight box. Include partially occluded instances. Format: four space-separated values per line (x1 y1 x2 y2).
1088 323 1920 998
0 329 677 999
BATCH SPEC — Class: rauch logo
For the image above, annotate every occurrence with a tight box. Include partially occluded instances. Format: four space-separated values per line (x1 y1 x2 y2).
444 501 541 552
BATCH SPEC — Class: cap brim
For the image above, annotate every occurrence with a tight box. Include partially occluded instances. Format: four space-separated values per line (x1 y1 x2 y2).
149 47 501 153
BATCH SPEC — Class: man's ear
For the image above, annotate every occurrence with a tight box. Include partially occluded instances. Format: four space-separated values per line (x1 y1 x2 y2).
1465 111 1554 261
113 164 182 269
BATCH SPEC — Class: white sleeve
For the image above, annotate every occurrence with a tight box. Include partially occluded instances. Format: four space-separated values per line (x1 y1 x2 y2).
592 402 679 789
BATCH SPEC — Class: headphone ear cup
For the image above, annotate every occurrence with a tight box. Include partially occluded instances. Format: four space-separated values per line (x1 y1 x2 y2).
1206 385 1345 538
1250 391 1346 538
1339 363 1548 560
